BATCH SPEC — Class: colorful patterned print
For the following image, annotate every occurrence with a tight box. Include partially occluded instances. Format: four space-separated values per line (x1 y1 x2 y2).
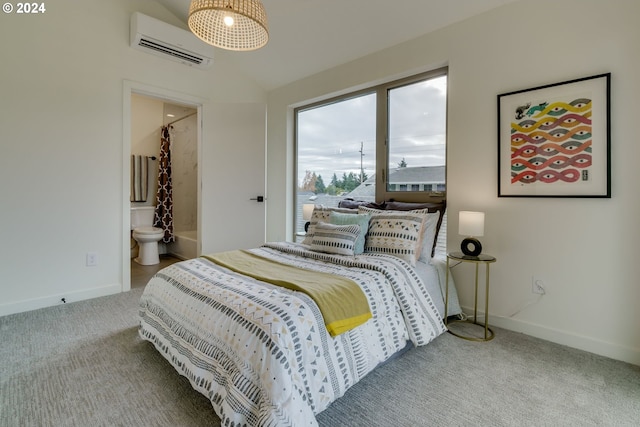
511 98 592 185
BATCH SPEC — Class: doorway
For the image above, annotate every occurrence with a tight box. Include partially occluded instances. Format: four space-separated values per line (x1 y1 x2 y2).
122 81 204 292
160 101 199 260
130 96 197 286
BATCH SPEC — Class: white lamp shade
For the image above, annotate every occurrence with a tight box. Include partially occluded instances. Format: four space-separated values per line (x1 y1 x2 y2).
459 211 485 237
302 204 315 221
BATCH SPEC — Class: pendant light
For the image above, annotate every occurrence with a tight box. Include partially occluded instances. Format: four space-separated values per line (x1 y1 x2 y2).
188 0 269 51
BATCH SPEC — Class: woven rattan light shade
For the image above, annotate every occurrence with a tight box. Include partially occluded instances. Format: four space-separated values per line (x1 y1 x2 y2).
188 0 269 51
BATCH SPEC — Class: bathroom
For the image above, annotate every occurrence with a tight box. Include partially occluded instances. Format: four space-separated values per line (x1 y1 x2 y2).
130 93 198 270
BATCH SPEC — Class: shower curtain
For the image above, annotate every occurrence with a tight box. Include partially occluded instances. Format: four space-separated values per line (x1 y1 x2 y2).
154 126 175 243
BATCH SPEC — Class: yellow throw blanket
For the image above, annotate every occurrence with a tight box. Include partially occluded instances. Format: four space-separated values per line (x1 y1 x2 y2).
204 250 372 336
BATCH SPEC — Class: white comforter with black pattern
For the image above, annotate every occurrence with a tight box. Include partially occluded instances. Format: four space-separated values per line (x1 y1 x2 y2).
138 242 446 427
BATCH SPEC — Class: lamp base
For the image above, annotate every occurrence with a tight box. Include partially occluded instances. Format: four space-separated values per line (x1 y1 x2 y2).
461 237 482 257
304 221 310 232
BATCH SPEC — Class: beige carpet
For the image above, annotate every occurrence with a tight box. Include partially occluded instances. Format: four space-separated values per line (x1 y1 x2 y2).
1 286 639 427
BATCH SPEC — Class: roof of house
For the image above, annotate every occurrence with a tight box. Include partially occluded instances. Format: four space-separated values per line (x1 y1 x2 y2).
346 165 445 199
388 165 445 183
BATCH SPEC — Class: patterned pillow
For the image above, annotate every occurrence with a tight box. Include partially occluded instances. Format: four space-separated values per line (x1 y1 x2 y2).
329 211 370 254
358 207 427 266
302 206 358 245
310 221 361 256
378 201 446 257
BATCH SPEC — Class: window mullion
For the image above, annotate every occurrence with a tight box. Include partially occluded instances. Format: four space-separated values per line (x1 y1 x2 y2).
375 86 388 202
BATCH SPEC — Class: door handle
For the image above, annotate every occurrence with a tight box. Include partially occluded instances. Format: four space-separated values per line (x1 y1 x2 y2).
250 196 265 202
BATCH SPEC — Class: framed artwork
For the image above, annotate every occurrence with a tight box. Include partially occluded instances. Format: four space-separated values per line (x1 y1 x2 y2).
498 73 610 197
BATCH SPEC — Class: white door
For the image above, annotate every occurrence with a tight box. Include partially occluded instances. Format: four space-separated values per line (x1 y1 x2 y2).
200 103 266 254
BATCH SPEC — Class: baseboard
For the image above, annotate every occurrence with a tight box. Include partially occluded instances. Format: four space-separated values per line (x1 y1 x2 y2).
0 284 122 317
460 305 640 366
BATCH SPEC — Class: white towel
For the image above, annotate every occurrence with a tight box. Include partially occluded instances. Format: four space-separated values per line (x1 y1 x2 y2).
131 155 148 202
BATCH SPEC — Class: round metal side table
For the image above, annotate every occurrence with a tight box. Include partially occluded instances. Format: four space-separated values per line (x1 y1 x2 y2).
445 251 497 342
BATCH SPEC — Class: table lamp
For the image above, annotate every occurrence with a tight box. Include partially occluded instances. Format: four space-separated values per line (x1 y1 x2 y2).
459 211 485 257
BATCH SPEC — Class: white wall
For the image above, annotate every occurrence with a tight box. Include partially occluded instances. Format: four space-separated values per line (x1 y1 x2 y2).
266 0 640 364
0 0 266 314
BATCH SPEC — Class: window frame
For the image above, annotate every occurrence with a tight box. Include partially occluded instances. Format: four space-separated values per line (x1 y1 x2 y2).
375 68 448 203
293 67 448 237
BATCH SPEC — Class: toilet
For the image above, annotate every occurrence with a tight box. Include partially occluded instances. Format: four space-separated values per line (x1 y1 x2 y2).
131 206 164 265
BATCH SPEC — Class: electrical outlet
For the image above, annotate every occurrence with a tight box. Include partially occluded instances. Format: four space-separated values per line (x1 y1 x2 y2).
532 277 546 294
86 252 98 267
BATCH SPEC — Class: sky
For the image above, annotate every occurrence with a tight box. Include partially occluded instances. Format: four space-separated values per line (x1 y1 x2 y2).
296 75 447 187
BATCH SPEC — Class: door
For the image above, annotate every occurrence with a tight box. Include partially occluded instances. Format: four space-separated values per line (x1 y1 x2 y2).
200 103 266 254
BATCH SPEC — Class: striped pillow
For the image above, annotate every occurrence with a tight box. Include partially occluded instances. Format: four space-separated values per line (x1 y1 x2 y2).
329 211 370 254
302 206 358 245
358 207 427 266
310 222 361 256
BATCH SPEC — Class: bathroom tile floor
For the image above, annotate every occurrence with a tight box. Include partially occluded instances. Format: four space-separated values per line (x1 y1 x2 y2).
131 255 182 288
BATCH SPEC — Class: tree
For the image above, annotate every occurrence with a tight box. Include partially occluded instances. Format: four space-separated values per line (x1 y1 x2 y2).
331 173 339 187
343 172 359 192
398 158 407 168
300 170 316 192
325 185 338 195
315 175 326 194
341 172 349 190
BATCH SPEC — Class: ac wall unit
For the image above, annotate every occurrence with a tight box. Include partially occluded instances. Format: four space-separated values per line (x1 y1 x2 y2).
130 12 214 69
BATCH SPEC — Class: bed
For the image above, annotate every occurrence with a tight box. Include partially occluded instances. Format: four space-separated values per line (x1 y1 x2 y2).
139 201 460 426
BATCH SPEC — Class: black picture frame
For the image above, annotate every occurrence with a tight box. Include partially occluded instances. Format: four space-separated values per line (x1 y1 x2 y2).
497 73 611 198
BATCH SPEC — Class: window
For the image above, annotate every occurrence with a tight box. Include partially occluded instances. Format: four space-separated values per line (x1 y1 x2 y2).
386 74 447 197
295 68 447 236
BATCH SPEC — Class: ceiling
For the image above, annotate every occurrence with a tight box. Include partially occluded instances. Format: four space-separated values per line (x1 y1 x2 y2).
153 0 520 91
